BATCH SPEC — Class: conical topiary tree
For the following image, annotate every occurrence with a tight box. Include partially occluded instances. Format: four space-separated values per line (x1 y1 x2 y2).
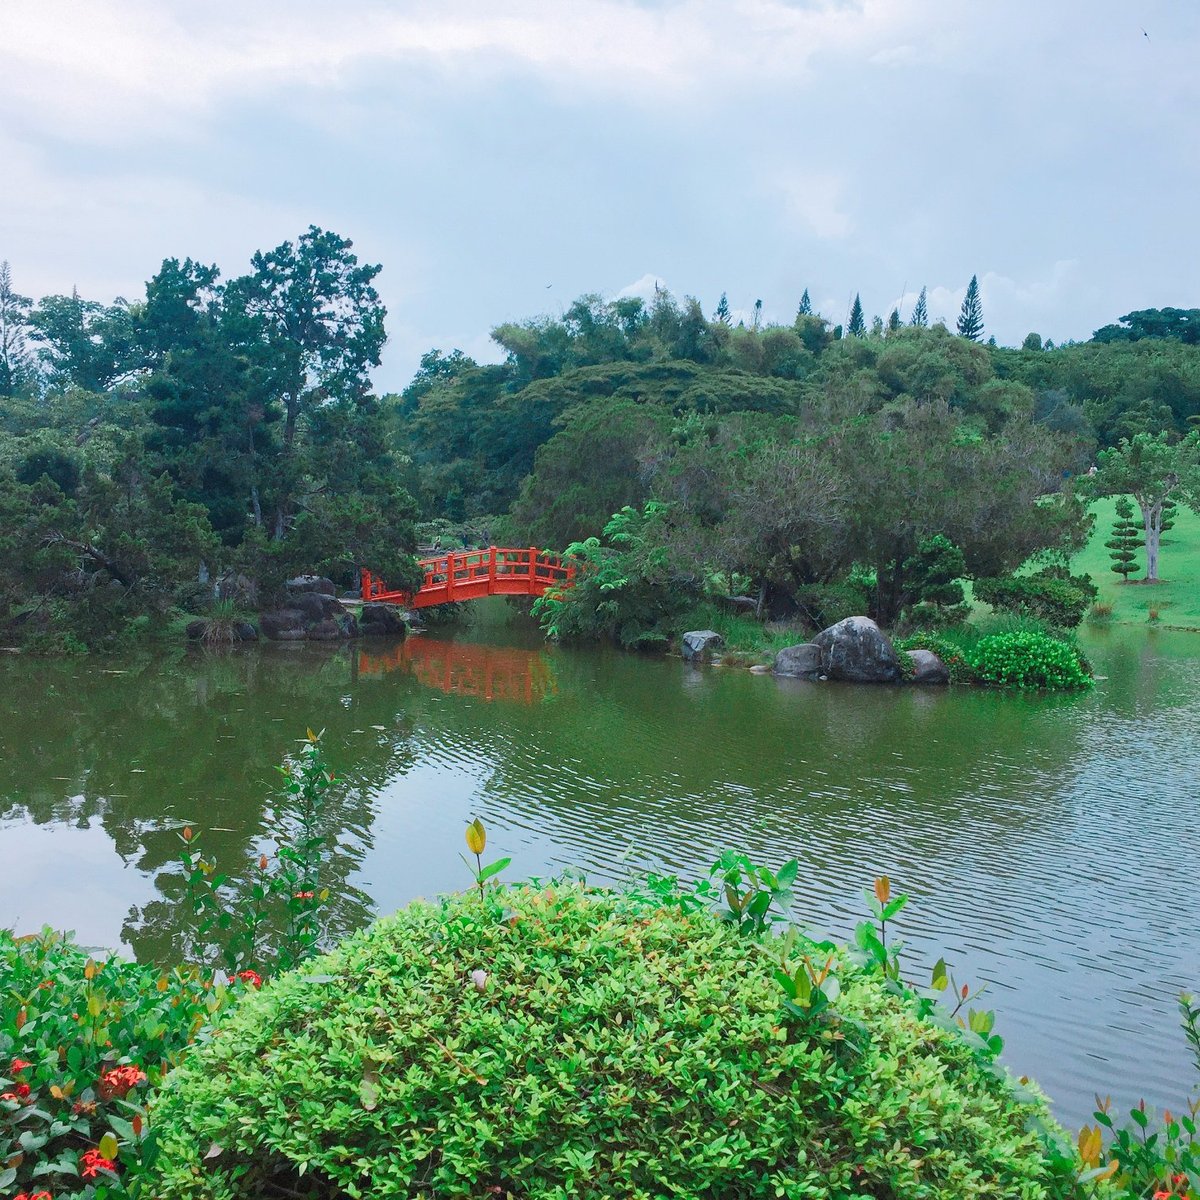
1106 495 1143 581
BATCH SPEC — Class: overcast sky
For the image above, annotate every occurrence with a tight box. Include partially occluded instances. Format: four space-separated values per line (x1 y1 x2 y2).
3 0 1196 390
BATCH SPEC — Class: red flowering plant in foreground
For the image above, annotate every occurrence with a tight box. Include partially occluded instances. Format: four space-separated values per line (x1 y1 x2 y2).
0 928 234 1197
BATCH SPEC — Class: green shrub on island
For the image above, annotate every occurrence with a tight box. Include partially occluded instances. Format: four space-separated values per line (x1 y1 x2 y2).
145 881 1089 1200
972 630 1093 690
896 622 1093 690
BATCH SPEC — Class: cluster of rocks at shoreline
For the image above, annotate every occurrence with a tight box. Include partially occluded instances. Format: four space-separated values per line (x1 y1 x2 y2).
187 575 408 645
681 616 949 685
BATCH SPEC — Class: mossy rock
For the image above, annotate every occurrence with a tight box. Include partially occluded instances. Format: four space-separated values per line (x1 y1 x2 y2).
146 884 1081 1199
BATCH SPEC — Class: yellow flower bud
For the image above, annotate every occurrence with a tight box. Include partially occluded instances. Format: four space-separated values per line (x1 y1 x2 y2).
465 818 486 856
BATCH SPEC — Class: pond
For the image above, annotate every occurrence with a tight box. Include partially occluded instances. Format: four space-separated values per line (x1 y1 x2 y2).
1 603 1197 1128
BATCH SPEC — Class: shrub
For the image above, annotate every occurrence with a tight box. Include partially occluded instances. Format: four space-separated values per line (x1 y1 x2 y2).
972 631 1093 690
533 503 699 650
146 883 1085 1200
0 927 238 1198
973 568 1097 630
894 631 980 683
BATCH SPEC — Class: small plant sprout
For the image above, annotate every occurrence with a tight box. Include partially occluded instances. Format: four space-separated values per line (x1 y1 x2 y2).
461 817 511 900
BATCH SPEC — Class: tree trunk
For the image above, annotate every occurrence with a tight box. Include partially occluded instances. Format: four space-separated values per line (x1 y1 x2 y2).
1142 500 1162 581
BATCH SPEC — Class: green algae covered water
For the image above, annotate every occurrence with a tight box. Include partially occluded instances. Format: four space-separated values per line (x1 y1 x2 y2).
1 602 1198 1127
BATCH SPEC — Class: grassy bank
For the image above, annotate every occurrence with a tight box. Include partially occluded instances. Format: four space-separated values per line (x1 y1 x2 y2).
1073 496 1200 629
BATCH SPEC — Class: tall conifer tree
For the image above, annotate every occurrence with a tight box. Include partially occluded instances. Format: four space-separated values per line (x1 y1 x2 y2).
848 294 866 337
797 288 812 316
957 274 984 340
910 286 928 327
0 260 34 395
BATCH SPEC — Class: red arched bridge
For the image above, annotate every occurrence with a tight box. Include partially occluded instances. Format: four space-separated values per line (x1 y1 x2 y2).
360 547 574 610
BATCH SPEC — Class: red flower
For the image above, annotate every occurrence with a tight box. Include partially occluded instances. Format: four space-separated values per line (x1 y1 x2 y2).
80 1148 116 1179
237 969 264 988
1 1091 19 1102
293 890 315 900
10 1057 32 1072
15 1081 31 1097
15 1191 54 1200
99 1064 146 1100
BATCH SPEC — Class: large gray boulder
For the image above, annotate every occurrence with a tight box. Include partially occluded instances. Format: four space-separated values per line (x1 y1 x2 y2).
306 619 343 641
906 648 950 685
811 616 902 683
291 591 343 622
773 643 822 679
286 574 336 596
359 603 407 637
260 609 307 640
680 630 723 662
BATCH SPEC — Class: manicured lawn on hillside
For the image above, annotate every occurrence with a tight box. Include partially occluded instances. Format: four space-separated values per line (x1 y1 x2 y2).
1074 495 1200 629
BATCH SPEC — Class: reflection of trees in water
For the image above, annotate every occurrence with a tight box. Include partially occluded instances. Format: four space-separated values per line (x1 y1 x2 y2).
0 645 418 963
358 635 556 704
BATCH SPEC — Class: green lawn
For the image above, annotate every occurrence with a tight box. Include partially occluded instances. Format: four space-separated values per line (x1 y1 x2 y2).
1074 495 1200 629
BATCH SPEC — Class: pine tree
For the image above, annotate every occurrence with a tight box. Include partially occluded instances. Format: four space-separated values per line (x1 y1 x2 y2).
797 288 812 316
957 274 984 340
847 293 865 337
752 298 763 331
910 286 928 327
887 307 902 333
714 292 731 325
0 260 34 396
1106 495 1143 581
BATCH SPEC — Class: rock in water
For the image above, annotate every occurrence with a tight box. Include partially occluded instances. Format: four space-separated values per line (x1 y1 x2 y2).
260 609 307 640
773 643 822 679
291 592 343 622
906 648 949 685
680 630 723 662
811 616 901 683
359 604 407 637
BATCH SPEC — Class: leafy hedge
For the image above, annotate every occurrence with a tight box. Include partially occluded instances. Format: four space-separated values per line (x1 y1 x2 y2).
145 883 1084 1200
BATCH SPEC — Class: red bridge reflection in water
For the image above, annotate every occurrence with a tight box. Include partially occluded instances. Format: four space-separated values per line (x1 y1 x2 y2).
356 636 556 705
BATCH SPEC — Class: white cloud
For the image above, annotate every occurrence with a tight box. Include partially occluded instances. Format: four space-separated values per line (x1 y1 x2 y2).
869 43 917 65
771 169 853 240
1 0 938 143
613 272 668 301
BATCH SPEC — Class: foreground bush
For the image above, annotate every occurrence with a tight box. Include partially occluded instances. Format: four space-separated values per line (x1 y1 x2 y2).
146 882 1084 1200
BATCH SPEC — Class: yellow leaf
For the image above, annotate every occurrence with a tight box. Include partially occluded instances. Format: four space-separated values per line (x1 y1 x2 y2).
84 959 97 981
306 727 318 744
1076 1125 1102 1167
88 993 103 1018
873 876 891 905
465 818 486 856
98 1131 119 1160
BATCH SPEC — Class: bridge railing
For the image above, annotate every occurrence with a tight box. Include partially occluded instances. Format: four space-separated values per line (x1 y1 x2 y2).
360 546 573 607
